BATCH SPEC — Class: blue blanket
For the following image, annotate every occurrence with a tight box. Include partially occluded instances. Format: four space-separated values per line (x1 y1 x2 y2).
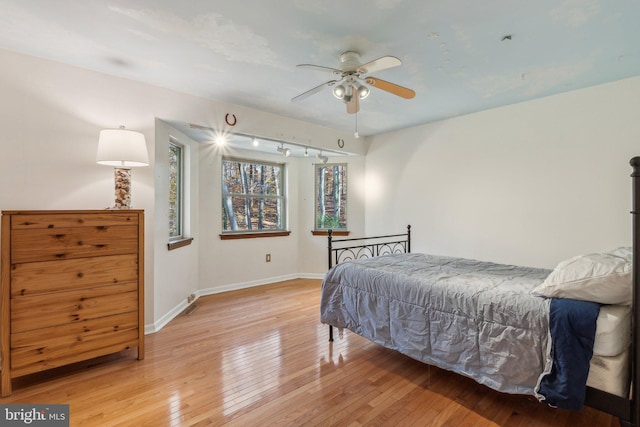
537 298 600 410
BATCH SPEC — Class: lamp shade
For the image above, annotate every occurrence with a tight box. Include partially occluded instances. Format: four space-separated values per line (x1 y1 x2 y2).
96 128 149 167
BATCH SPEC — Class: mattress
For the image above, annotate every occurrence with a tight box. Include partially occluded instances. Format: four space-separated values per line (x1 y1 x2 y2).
593 304 631 357
587 350 630 397
586 304 630 398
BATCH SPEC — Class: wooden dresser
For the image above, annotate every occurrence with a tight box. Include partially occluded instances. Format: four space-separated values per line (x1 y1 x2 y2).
0 210 144 396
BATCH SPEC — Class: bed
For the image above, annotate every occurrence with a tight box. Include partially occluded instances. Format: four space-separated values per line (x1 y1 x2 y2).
320 157 640 426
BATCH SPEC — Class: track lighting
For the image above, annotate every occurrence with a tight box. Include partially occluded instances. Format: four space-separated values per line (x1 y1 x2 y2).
317 151 328 164
277 144 291 157
252 138 259 147
304 147 309 157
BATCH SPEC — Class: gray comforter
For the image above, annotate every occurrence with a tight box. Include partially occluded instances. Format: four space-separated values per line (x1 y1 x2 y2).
320 253 553 396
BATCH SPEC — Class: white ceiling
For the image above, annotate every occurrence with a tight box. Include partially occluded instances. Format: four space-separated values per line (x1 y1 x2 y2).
1 0 639 139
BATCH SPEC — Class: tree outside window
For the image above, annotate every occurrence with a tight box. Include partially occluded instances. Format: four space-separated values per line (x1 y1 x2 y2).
315 163 347 230
222 157 286 232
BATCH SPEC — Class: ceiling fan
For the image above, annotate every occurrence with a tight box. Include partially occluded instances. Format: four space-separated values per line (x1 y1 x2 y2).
291 51 416 114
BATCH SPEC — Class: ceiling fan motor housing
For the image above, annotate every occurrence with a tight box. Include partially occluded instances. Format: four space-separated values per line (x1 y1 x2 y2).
339 51 362 72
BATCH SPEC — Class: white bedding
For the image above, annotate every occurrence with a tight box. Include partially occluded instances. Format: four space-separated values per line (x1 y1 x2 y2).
585 304 630 398
593 304 631 357
587 350 630 397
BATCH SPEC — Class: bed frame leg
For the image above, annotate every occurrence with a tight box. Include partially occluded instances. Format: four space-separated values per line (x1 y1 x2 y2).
329 325 334 342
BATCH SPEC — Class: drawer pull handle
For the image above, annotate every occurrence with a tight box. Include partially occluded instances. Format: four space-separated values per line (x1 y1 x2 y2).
77 272 84 278
55 254 66 259
96 226 107 230
77 241 83 246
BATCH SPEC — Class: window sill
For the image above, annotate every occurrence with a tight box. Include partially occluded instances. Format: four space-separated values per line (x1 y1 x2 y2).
311 230 350 236
167 237 194 251
220 231 291 240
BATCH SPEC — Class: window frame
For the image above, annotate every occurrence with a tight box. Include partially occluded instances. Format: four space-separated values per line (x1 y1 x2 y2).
221 156 289 238
314 162 348 232
168 139 184 242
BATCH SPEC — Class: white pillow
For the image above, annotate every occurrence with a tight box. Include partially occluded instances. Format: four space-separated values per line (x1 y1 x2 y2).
531 247 632 305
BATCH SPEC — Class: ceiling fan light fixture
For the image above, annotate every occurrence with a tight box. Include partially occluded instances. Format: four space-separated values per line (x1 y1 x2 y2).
357 84 370 99
333 84 346 99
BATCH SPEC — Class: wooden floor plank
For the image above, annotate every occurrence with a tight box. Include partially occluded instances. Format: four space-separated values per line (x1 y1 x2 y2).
0 279 621 426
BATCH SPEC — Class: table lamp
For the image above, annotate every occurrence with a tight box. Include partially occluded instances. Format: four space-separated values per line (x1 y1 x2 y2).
96 126 149 209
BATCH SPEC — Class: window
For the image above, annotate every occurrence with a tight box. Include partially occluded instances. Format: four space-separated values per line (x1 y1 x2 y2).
169 140 183 239
222 157 286 234
315 163 347 230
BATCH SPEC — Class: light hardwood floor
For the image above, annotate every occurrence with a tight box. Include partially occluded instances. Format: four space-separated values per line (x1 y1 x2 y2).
0 279 620 426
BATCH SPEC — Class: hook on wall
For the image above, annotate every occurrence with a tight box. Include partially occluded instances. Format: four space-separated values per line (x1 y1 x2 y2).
225 113 237 126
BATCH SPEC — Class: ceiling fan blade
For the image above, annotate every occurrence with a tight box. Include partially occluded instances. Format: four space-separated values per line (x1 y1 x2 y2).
357 56 401 75
365 77 416 99
296 64 343 75
291 80 339 102
346 94 359 114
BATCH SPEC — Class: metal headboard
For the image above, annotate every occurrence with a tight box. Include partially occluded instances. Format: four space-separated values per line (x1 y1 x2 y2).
327 225 411 270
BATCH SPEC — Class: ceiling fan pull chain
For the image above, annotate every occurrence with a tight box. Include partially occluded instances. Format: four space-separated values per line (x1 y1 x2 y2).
354 111 359 139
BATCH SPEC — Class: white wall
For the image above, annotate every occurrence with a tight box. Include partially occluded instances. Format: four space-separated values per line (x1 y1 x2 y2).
365 76 640 269
297 155 367 274
0 48 366 331
151 120 200 331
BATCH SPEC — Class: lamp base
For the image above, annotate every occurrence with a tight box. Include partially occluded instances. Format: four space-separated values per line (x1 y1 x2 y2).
114 167 132 209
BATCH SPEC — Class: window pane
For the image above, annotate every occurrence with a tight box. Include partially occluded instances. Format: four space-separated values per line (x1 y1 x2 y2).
222 196 283 231
169 143 182 238
222 160 281 196
315 164 347 229
222 157 286 233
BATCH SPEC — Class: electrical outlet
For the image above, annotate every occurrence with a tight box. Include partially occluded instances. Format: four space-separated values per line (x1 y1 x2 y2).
266 253 271 262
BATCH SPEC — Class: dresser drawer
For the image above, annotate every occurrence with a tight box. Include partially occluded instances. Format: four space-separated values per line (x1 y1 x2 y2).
11 311 139 377
11 254 138 297
11 225 138 263
10 212 139 230
11 282 139 333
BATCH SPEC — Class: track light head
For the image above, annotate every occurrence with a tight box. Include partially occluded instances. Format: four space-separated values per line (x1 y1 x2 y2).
277 145 291 157
316 152 328 164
